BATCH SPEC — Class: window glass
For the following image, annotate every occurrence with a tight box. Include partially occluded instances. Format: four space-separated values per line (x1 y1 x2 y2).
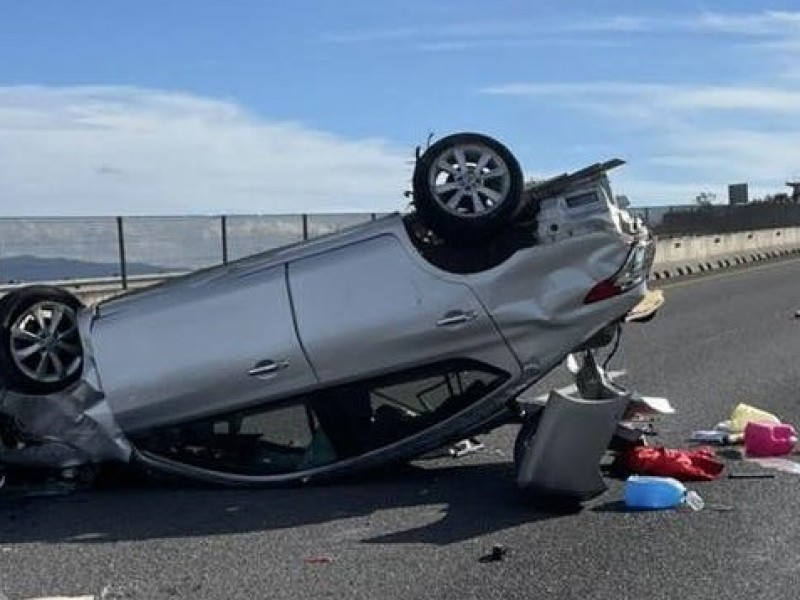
134 401 328 476
565 191 600 209
134 361 506 476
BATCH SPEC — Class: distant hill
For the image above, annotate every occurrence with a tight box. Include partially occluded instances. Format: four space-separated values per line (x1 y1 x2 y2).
0 255 178 284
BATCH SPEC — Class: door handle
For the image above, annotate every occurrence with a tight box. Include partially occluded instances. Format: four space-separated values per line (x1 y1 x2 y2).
248 359 290 378
436 310 478 328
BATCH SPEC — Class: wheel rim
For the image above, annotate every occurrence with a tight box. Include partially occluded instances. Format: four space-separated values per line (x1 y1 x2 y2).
427 143 513 218
9 301 82 385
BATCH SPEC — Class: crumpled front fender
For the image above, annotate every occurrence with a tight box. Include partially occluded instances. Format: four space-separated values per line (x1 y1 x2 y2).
0 309 131 472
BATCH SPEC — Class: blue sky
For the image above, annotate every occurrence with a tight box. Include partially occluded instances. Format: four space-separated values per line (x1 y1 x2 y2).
2 1 800 215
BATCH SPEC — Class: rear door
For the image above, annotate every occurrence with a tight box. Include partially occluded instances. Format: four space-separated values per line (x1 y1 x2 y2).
92 264 317 431
287 233 519 384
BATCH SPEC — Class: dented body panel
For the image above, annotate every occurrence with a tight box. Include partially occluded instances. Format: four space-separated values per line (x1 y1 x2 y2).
0 158 655 486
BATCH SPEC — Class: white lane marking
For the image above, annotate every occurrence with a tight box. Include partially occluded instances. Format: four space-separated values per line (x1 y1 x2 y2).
22 597 95 600
635 396 675 414
657 254 800 290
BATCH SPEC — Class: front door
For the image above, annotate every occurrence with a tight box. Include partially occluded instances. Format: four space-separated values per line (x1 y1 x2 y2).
287 233 519 384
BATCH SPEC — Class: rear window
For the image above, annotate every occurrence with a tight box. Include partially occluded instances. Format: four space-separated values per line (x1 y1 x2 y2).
565 191 600 209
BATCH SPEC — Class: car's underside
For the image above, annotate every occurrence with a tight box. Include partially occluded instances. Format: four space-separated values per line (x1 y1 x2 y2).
0 132 659 497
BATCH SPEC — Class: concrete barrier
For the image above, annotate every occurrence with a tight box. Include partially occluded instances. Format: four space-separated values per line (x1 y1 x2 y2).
649 226 800 280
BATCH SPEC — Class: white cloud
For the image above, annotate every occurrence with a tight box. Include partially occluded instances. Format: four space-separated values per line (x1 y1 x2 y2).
320 27 420 44
692 10 800 36
0 86 411 216
637 127 800 203
321 9 800 66
613 175 727 206
481 82 800 114
322 15 651 49
415 38 627 52
481 80 800 203
660 128 800 182
564 15 649 33
323 11 800 47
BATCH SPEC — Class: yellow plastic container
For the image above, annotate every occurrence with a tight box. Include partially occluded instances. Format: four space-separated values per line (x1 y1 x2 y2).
729 403 781 433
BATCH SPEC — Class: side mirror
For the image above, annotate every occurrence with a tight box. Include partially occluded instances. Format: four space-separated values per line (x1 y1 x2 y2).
615 195 630 209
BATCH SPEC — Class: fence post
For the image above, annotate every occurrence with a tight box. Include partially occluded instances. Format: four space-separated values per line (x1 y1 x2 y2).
116 216 128 290
220 215 229 265
302 214 309 241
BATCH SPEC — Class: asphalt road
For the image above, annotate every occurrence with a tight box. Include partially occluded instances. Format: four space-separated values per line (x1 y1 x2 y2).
3 258 800 600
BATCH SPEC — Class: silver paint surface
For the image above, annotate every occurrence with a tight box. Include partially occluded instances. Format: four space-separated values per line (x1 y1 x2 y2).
0 166 653 481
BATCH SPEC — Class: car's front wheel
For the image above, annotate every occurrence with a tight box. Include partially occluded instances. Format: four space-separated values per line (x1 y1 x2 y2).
0 286 84 394
412 132 524 244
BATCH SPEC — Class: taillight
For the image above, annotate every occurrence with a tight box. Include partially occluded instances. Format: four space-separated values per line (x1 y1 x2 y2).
584 279 622 304
584 243 649 304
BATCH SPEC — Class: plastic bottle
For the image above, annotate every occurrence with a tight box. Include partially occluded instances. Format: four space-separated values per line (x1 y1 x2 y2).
691 430 745 445
744 422 798 457
624 476 704 511
729 403 781 433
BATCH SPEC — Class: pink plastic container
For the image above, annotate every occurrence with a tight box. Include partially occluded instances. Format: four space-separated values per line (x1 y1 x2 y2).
744 422 798 457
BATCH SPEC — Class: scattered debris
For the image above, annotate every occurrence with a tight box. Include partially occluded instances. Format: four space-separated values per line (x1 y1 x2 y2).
726 403 781 434
624 476 704 511
304 556 334 565
706 403 798 458
728 471 776 479
627 395 675 416
744 422 797 457
691 430 743 445
450 438 485 458
479 544 508 563
625 289 665 323
615 446 724 481
718 448 745 460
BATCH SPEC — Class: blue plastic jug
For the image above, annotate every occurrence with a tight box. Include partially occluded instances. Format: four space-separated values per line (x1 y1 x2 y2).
624 476 702 510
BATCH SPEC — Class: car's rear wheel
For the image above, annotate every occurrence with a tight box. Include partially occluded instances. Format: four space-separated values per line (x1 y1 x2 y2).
0 286 84 394
412 132 524 244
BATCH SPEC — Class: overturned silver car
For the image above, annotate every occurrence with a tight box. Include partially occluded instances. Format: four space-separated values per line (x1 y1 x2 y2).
0 133 658 497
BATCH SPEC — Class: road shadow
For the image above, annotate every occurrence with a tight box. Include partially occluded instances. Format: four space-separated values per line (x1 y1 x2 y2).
590 500 628 513
0 460 580 546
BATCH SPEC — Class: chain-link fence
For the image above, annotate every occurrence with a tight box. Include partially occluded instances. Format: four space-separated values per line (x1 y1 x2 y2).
4 202 800 285
0 213 381 286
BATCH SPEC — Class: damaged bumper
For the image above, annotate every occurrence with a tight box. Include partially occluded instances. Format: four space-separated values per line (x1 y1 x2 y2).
0 347 131 473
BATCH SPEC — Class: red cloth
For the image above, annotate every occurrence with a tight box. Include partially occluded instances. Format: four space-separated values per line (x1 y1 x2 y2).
617 446 724 481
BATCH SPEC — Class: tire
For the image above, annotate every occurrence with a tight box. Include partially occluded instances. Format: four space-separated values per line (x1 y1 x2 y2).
0 286 84 395
412 132 524 244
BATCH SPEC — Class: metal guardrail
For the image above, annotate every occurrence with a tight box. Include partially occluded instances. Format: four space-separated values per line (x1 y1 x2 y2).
0 272 184 293
0 272 187 304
